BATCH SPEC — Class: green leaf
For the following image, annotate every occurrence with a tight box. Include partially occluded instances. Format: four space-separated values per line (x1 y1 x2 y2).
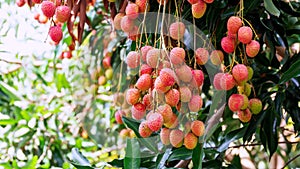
217 126 247 152
70 148 93 168
168 147 193 162
264 0 280 17
23 156 38 169
156 148 172 169
55 73 71 92
0 119 17 125
108 159 124 168
192 143 204 169
0 81 22 101
124 138 141 169
279 60 300 83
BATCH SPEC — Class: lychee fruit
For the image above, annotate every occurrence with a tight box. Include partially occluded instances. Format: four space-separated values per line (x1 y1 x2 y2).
244 83 252 97
191 120 205 137
195 48 209 65
179 86 192 102
131 103 146 120
237 108 252 123
210 50 224 65
247 66 253 80
16 0 25 7
126 51 140 69
238 26 253 44
157 104 173 123
139 64 153 75
125 3 139 19
139 121 153 137
203 0 214 3
142 93 153 110
115 110 125 124
246 40 260 58
184 132 198 150
141 45 153 62
169 22 185 40
165 89 180 107
154 76 171 93
120 15 134 32
170 129 184 148
232 64 248 83
192 69 204 87
220 73 236 90
32 0 43 4
120 128 130 138
146 49 161 68
136 74 152 91
164 113 179 129
126 88 140 105
170 47 185 65
159 68 176 86
227 16 242 34
41 1 56 18
188 95 203 112
249 98 262 114
102 57 111 69
147 113 164 132
221 36 235 53
228 94 244 112
160 128 171 145
192 0 207 19
113 13 125 30
187 0 198 4
241 94 249 110
49 26 63 43
135 0 148 12
213 73 224 90
176 65 193 83
55 5 70 23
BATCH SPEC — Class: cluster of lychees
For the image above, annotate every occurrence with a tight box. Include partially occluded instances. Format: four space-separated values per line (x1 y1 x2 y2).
214 16 262 122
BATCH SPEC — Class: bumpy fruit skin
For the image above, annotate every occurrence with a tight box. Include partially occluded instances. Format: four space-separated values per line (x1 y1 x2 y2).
170 129 184 148
115 110 125 124
154 77 170 93
179 86 192 102
169 22 185 40
142 93 152 110
135 0 148 12
232 64 248 83
120 128 130 138
126 51 140 69
49 26 63 43
120 16 134 32
55 6 70 23
244 83 252 97
165 89 180 107
187 0 198 4
192 70 204 87
213 73 223 90
220 73 236 90
160 68 176 86
184 132 198 150
176 65 193 83
228 94 244 112
210 50 224 65
113 13 125 30
41 1 56 18
249 98 262 114
237 108 252 123
140 64 153 75
191 120 205 137
139 121 153 137
246 40 260 57
131 103 146 120
125 3 139 19
221 36 235 53
32 0 43 4
170 47 185 65
241 94 249 110
147 113 164 131
16 0 25 7
195 48 209 65
164 113 179 128
247 66 253 80
126 88 140 105
146 49 161 68
188 95 203 112
157 104 173 123
238 26 253 44
160 128 171 145
136 74 152 91
141 45 153 62
227 16 242 34
192 1 207 19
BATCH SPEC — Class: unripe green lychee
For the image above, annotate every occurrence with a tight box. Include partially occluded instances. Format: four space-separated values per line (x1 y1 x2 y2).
249 98 262 114
247 66 253 80
241 94 249 110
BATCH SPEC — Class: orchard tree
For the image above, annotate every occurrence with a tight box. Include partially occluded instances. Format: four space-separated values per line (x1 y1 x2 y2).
12 0 300 168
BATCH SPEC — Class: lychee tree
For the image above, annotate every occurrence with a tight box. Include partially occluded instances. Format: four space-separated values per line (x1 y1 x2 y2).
15 0 300 168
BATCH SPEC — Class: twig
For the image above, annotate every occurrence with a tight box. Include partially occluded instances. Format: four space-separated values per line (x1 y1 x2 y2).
281 153 300 169
174 159 191 168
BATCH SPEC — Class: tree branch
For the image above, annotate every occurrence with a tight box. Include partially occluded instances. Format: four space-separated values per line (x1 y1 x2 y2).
281 153 300 169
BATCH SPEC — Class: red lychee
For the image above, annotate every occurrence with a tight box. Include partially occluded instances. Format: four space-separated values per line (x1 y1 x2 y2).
154 76 171 93
113 13 125 30
221 36 235 53
213 73 223 90
125 3 139 19
187 0 198 4
136 74 152 91
191 120 205 137
169 22 185 40
16 0 25 7
49 26 63 43
179 86 192 102
188 95 203 112
203 0 214 3
135 0 148 12
160 128 171 145
227 16 242 34
164 113 179 129
159 68 176 86
232 64 248 83
141 45 153 62
184 132 198 150
246 40 260 58
139 64 153 75
220 73 236 90
126 51 140 69
165 89 180 107
115 110 125 124
131 103 146 120
237 108 252 123
147 113 164 132
170 129 184 148
157 104 173 123
195 48 209 65
120 15 134 32
192 70 204 87
41 1 56 18
176 65 193 83
210 50 224 65
228 94 244 112
146 49 161 68
170 47 185 65
126 88 140 105
192 0 207 19
139 121 153 137
55 5 70 23
142 93 153 110
32 0 43 4
238 26 253 44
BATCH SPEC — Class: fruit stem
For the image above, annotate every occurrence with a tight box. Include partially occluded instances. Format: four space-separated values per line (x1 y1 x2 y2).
242 18 259 40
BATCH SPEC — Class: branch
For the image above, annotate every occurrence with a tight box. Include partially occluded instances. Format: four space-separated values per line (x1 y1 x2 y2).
281 153 300 169
174 159 191 168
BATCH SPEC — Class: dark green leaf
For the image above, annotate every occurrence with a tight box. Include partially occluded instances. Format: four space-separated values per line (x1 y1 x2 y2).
192 143 204 169
124 138 141 169
280 60 300 83
156 148 172 169
108 159 123 168
168 147 192 162
0 81 22 101
70 148 91 167
264 0 280 17
217 126 247 152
